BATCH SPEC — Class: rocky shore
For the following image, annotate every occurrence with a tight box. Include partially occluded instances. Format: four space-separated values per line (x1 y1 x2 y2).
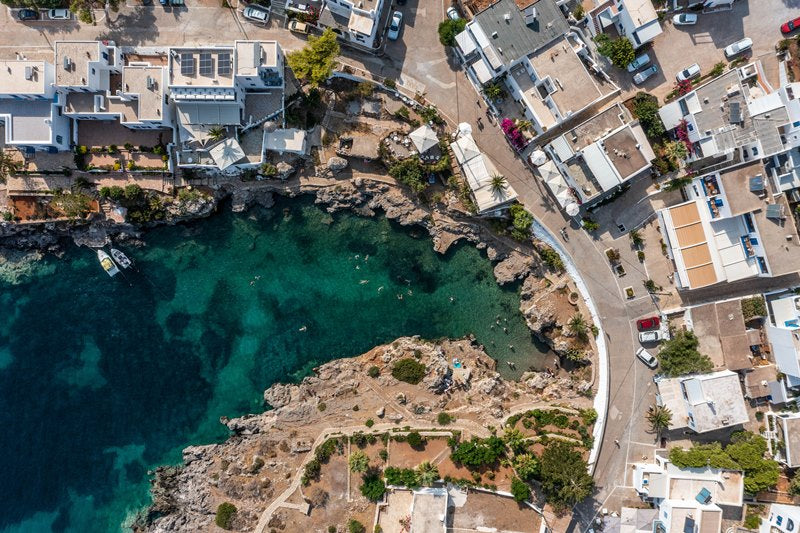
133 337 592 533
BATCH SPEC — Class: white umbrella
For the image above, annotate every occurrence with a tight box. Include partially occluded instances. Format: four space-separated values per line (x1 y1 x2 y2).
457 122 473 136
529 149 547 166
565 202 580 217
408 124 439 154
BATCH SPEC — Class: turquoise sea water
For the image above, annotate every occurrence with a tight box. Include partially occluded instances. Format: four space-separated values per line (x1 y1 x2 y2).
0 197 549 532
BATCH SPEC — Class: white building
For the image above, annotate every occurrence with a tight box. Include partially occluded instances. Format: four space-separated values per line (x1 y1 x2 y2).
657 161 800 290
655 370 749 433
450 127 518 216
588 0 663 49
54 41 123 92
766 292 800 389
0 58 69 153
633 454 743 533
543 103 655 206
760 503 800 533
454 0 617 136
318 0 386 50
766 412 800 468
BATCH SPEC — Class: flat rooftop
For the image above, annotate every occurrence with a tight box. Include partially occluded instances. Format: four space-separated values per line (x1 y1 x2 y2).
473 0 569 69
411 490 447 532
235 41 279 77
509 63 557 129
449 489 543 532
718 162 766 217
754 194 800 277
55 41 101 87
169 47 235 87
0 99 53 142
690 300 749 370
657 371 749 433
667 470 743 506
744 364 777 398
527 36 610 117
559 103 629 152
604 126 647 179
779 415 800 467
0 60 47 95
123 66 164 121
65 92 137 122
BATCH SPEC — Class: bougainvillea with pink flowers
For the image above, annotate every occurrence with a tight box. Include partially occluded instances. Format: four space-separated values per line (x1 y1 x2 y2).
676 119 693 154
501 118 528 150
676 79 693 96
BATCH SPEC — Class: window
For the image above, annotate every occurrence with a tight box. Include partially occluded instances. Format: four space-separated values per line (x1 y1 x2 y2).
777 515 784 526
788 518 795 531
102 52 108 60
750 237 758 246
757 257 768 274
56 135 62 144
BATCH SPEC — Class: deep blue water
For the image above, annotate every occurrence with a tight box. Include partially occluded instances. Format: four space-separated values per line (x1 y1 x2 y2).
0 197 548 532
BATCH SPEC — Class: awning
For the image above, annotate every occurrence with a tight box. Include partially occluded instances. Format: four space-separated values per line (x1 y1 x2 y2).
264 128 307 155
451 134 481 164
529 149 547 166
208 137 246 170
408 124 439 154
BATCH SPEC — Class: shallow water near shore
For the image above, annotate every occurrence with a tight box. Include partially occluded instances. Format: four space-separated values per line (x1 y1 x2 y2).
0 196 550 532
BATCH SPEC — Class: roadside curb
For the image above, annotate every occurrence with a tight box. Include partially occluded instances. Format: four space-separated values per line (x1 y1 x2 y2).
532 219 609 475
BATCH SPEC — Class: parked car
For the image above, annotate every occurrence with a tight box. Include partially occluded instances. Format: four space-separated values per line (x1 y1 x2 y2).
446 6 460 20
387 11 403 41
48 8 70 19
626 53 650 73
636 316 661 331
633 65 658 84
724 37 753 58
288 20 310 34
782 16 800 34
673 13 698 25
159 0 168 6
638 330 662 343
243 5 270 23
635 347 658 369
676 63 701 82
17 8 39 20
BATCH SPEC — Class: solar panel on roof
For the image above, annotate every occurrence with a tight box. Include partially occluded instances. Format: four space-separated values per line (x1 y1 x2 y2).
218 53 231 75
199 52 213 76
749 175 765 192
180 52 195 76
766 203 784 220
730 102 742 124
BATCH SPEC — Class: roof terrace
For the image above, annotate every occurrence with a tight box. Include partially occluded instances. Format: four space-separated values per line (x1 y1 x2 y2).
55 41 101 87
169 47 235 87
0 60 48 96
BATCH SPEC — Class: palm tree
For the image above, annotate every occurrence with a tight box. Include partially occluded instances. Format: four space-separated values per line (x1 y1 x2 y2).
647 404 672 437
568 313 588 340
416 461 439 487
515 119 532 132
490 174 507 195
208 126 226 142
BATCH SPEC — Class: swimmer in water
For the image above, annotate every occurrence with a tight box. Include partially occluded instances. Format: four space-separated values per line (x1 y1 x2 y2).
397 294 404 300
378 286 384 292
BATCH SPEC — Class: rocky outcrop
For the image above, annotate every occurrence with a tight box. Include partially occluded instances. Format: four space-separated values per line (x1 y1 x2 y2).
493 251 533 285
327 156 348 172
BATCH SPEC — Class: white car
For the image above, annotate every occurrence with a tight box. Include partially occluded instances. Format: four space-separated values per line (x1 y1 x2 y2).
626 53 651 73
633 65 658 84
724 37 753 58
48 8 71 19
673 13 698 25
676 63 701 82
387 11 403 41
635 347 658 369
242 5 270 23
638 330 662 344
446 6 460 20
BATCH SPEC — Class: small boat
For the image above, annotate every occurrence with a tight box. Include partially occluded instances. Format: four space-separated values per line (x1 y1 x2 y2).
110 248 132 269
97 250 119 277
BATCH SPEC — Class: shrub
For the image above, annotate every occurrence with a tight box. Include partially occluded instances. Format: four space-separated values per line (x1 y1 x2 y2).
391 358 427 384
406 431 424 448
389 157 427 194
538 245 564 272
657 330 713 377
123 143 133 151
582 218 599 231
360 472 386 501
349 450 370 472
261 162 278 177
741 296 766 320
348 519 366 533
365 418 375 428
215 502 237 530
581 408 598 426
510 477 531 502
394 106 410 121
509 203 533 241
437 412 453 426
450 436 505 469
318 402 327 412
632 92 665 140
367 365 380 378
384 466 420 488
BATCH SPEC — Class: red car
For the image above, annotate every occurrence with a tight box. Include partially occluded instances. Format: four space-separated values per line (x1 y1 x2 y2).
636 316 660 331
782 17 800 34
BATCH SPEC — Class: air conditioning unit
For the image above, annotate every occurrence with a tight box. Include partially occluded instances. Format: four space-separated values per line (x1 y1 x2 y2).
146 76 154 90
24 66 33 80
63 56 71 70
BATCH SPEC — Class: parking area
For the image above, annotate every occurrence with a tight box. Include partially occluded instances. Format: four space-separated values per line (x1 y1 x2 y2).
610 0 795 101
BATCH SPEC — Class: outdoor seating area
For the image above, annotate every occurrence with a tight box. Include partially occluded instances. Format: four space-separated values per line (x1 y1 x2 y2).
382 125 444 163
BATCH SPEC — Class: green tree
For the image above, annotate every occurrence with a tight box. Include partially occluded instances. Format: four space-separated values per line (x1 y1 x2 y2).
513 453 539 481
568 313 589 341
510 477 531 502
0 149 18 183
502 427 527 455
406 431 424 448
646 404 672 437
391 358 427 384
539 442 594 511
628 229 644 247
662 176 693 192
389 157 426 194
360 472 387 501
437 412 453 425
450 436 506 469
348 519 366 533
215 502 237 530
509 203 533 241
657 330 713 377
632 92 665 140
349 450 369 472
208 126 226 142
52 191 92 219
416 461 439 486
123 183 142 200
789 472 800 496
437 18 467 46
489 174 507 196
287 28 340 87
483 82 505 101
595 34 635 69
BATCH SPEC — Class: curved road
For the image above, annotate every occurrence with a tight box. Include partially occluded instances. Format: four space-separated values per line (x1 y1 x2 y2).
0 2 658 528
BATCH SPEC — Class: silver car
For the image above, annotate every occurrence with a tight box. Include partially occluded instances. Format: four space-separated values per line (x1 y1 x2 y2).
636 347 658 369
626 53 650 73
387 11 403 41
638 330 662 344
724 37 753 58
633 65 658 84
242 5 270 24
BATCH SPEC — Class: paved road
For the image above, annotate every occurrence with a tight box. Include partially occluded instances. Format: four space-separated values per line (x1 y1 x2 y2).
1 2 658 528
